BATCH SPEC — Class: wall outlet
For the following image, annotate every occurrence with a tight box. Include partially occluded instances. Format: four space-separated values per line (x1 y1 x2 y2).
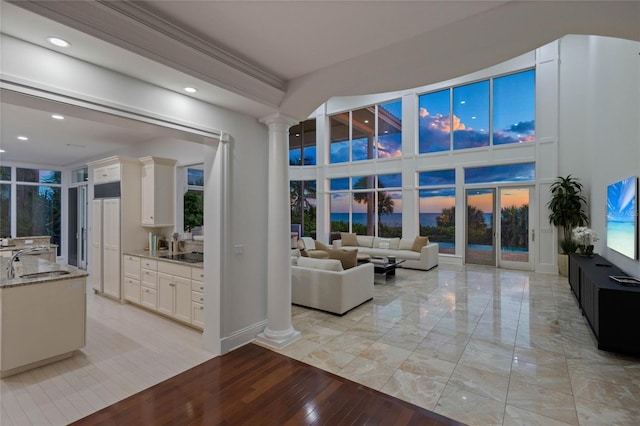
234 245 244 255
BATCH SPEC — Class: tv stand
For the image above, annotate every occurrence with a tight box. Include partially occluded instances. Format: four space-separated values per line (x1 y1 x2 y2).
568 253 640 356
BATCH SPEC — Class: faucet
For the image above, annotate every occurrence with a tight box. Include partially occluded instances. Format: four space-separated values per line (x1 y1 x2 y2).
6 246 49 278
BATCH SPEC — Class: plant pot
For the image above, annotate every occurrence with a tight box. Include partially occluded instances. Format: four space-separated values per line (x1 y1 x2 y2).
558 253 569 277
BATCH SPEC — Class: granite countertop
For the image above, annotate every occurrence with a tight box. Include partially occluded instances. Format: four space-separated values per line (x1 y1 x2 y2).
0 257 89 289
0 244 58 252
123 249 204 268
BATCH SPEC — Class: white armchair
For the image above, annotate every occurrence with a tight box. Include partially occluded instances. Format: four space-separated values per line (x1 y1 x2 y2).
291 257 374 315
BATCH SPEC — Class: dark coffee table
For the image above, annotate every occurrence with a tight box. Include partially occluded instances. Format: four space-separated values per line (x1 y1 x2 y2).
369 256 405 277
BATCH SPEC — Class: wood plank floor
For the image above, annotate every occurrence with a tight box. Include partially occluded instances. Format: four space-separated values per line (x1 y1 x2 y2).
70 343 464 425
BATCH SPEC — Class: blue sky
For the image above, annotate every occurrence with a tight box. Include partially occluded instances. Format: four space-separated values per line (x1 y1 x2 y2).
608 177 637 222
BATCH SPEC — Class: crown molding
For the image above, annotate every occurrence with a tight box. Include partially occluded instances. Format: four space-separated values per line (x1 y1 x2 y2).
10 0 286 107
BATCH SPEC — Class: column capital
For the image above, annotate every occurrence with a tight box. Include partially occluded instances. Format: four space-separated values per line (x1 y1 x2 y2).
259 112 299 128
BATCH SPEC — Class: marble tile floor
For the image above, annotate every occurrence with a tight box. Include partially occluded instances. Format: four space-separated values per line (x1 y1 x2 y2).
269 263 640 426
3 264 640 425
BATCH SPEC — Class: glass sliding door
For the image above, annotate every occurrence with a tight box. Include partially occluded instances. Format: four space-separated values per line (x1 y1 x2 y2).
499 187 533 270
466 188 496 266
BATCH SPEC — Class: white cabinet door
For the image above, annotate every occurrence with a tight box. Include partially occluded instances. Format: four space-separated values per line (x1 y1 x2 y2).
102 199 121 299
91 200 102 292
191 302 204 329
174 277 192 323
141 163 155 225
157 272 174 317
124 278 141 304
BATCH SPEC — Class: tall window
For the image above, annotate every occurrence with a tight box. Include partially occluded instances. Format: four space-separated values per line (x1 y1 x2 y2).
15 167 62 254
418 170 456 254
329 174 402 237
0 166 10 238
418 69 535 153
184 167 204 233
289 119 317 166
290 180 316 237
330 100 402 163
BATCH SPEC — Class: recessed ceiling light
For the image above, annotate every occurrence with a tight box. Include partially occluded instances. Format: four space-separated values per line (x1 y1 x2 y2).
51 114 65 120
0 149 5 153
47 37 70 48
460 100 466 104
184 87 197 93
17 136 29 141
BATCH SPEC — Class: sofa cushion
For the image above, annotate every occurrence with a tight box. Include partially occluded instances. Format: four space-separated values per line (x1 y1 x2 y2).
327 248 358 270
412 236 429 252
399 238 414 250
374 237 400 249
357 235 374 248
297 257 344 271
341 232 358 247
395 249 421 260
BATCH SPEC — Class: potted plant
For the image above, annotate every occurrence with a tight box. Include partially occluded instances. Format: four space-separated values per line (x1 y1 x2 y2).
547 175 589 275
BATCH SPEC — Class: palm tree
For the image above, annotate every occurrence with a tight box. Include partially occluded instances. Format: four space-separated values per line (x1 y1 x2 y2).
353 176 395 235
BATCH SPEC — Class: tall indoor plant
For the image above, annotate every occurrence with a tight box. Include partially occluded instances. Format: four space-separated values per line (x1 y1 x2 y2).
547 175 589 274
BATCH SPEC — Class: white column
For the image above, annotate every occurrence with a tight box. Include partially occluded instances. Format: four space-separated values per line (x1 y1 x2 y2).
256 114 301 349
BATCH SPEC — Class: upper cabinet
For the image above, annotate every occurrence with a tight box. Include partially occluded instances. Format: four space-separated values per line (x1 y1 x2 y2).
140 156 177 227
93 163 121 184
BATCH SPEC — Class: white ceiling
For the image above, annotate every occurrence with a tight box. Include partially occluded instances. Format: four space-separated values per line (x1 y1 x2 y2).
1 0 639 167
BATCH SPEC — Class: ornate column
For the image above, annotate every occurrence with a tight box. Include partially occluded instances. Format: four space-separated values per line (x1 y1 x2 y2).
256 114 301 349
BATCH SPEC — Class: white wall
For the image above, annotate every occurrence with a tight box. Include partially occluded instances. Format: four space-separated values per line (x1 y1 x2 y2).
2 35 270 354
559 35 640 275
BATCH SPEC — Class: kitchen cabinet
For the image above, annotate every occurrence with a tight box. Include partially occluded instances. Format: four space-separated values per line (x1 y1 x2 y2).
158 272 191 323
89 156 146 301
140 156 177 227
121 254 203 329
140 258 158 310
123 255 141 303
93 163 120 184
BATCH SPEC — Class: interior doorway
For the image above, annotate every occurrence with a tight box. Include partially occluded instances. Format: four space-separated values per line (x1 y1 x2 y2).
465 186 534 270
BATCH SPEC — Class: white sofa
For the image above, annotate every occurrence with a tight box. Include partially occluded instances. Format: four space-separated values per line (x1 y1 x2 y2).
333 235 439 271
291 257 374 315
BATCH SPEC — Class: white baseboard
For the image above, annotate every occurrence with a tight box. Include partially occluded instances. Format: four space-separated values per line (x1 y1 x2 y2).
220 319 267 354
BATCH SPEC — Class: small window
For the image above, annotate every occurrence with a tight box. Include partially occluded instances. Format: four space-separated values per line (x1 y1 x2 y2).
493 70 535 145
418 89 451 153
418 170 455 186
0 166 11 181
465 163 535 184
72 167 88 183
16 168 61 184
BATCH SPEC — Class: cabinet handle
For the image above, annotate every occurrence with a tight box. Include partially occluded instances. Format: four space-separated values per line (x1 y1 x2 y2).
199 306 203 310
199 286 204 291
200 297 203 302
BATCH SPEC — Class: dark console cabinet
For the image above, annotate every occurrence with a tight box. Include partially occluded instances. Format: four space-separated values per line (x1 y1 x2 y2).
568 253 640 356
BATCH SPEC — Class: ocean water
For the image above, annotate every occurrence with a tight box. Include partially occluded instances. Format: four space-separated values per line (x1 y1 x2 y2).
607 220 637 258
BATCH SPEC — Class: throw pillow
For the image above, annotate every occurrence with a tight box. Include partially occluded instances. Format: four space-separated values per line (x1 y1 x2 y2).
300 248 309 257
399 238 414 250
315 240 329 251
327 248 358 270
297 257 344 271
411 236 429 252
341 232 358 247
357 235 374 248
301 237 316 250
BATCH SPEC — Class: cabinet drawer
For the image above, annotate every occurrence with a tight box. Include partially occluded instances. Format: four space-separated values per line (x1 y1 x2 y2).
141 269 158 289
192 302 204 329
191 280 204 292
157 260 191 278
124 278 141 303
123 256 141 279
141 286 157 309
192 290 204 304
191 268 204 281
141 259 157 270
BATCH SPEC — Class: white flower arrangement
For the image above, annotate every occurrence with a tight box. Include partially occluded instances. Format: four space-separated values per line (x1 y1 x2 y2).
572 226 599 254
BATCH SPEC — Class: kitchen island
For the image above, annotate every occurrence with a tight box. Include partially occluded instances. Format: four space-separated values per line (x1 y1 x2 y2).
0 256 88 378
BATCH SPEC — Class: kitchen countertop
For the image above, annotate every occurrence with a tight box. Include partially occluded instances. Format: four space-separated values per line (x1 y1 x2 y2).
123 249 203 268
0 257 88 289
0 244 58 252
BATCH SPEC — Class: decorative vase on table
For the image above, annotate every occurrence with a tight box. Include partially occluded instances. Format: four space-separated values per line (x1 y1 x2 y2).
573 227 598 257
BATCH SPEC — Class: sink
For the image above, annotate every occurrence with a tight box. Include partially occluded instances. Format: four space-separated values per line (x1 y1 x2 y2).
19 270 71 279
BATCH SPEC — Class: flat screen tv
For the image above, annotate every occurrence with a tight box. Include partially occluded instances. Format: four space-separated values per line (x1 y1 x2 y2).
607 176 638 259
